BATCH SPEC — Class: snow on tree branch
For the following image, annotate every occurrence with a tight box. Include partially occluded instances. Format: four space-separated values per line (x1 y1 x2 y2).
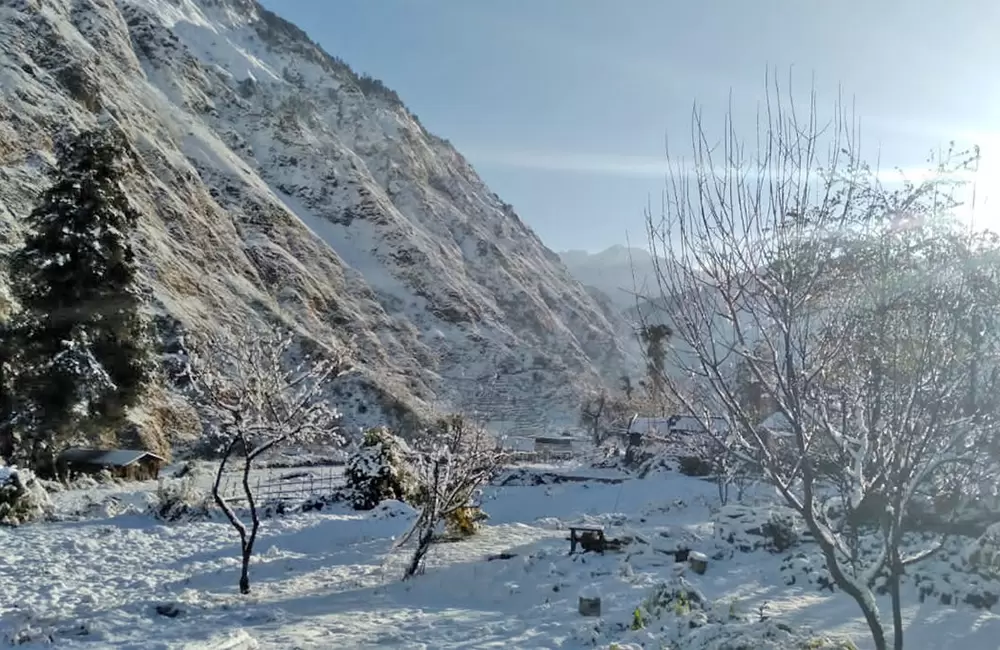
397 414 506 579
190 323 349 594
639 70 994 650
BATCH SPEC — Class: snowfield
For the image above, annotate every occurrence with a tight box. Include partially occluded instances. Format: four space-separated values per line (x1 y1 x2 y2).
2 464 1000 649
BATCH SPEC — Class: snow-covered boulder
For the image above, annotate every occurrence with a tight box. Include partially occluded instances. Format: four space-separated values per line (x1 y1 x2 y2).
780 549 835 591
370 499 418 519
0 465 53 526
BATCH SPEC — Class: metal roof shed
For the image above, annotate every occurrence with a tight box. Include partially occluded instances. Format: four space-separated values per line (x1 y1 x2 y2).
57 448 166 481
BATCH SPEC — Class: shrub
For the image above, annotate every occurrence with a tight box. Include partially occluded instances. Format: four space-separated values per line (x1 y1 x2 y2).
678 455 714 477
605 577 855 649
0 466 53 526
444 505 488 538
761 514 800 552
151 474 211 521
344 427 415 510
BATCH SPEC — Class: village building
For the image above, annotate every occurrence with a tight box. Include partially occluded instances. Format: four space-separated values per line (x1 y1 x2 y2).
56 448 166 481
532 435 574 458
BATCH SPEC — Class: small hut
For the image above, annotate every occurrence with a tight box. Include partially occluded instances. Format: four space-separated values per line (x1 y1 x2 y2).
57 448 166 481
533 436 573 459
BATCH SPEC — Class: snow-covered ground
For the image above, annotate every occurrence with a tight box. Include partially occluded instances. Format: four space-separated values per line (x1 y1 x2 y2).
2 463 1000 649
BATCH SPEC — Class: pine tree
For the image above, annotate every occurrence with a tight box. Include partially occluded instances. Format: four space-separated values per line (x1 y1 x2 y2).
0 279 15 460
639 323 672 403
8 127 153 466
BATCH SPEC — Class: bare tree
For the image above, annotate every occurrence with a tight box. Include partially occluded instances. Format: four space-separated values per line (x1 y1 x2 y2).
642 71 996 650
581 387 656 449
192 325 348 594
397 415 505 579
580 389 608 446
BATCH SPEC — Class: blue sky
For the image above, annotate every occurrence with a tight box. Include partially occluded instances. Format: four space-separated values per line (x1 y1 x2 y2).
259 0 1000 253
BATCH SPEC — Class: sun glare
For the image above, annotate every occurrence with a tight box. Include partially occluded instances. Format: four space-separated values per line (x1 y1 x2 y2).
969 137 1000 233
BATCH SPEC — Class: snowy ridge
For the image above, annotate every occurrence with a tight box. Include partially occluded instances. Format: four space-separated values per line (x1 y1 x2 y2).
0 0 636 440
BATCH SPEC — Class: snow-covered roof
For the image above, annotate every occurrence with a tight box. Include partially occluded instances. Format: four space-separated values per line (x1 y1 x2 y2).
499 436 535 452
759 407 823 437
57 448 165 468
667 415 728 433
759 411 791 431
534 436 573 447
629 415 728 435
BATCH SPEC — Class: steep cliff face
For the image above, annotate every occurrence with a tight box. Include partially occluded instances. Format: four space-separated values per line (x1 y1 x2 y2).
0 0 634 440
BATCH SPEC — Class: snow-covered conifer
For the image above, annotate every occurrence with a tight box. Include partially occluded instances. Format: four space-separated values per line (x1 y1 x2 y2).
9 127 154 466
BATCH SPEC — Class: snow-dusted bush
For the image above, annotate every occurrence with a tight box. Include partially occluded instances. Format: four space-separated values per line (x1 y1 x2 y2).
777 531 1000 611
966 522 1000 575
0 466 53 526
677 455 713 477
906 534 1000 610
151 474 212 522
636 454 674 479
397 418 504 578
596 578 856 649
344 427 416 510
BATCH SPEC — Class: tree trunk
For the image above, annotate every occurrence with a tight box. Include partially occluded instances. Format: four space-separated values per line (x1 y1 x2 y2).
855 585 888 650
239 451 259 595
210 438 257 595
889 550 904 650
239 542 252 595
404 524 435 580
404 460 442 580
808 520 887 650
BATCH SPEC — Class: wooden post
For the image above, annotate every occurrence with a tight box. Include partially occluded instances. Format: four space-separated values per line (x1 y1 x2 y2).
689 551 708 574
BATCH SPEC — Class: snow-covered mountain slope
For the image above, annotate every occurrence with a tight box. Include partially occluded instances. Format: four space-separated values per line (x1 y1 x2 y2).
0 0 634 440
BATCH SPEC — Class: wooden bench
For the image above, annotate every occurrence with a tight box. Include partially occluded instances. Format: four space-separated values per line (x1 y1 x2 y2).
568 526 607 554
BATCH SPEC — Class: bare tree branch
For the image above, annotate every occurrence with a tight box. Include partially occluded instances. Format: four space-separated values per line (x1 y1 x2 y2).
192 324 349 594
641 70 994 650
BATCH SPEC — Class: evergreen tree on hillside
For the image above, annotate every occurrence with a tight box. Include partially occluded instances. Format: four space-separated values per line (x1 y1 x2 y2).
8 127 153 465
639 323 672 403
0 280 15 460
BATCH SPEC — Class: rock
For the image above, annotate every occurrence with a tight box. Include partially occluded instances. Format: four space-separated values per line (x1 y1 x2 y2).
155 602 183 618
578 596 601 617
964 592 999 609
487 552 517 561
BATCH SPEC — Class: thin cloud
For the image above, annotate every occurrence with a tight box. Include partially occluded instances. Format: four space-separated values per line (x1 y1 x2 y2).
465 146 972 185
465 148 676 178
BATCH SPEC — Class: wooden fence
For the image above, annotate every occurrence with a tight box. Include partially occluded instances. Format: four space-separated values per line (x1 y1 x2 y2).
220 467 343 505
